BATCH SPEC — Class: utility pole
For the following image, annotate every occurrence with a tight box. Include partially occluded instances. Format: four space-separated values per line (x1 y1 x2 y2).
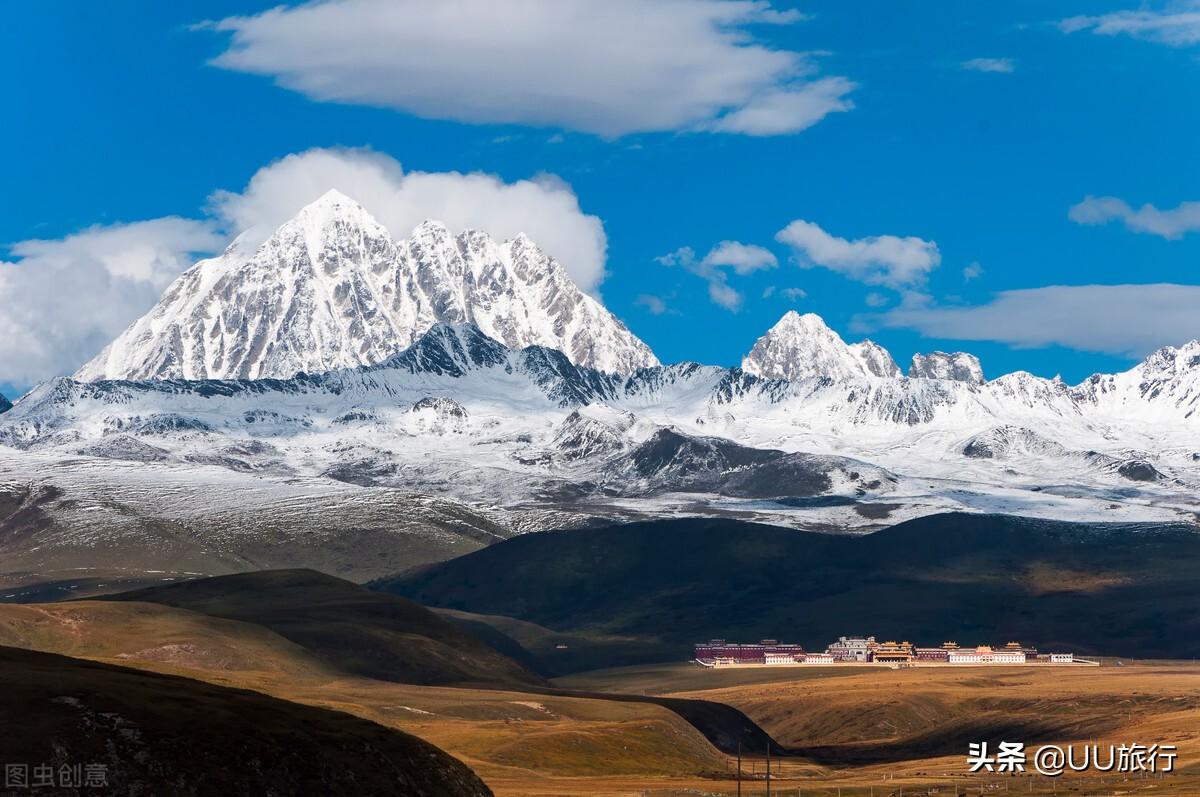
766 740 771 797
736 742 742 797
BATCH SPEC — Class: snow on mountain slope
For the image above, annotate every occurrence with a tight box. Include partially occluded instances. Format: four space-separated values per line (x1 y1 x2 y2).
848 340 901 378
1073 340 1200 424
909 351 985 384
0 451 595 585
7 322 1200 533
741 311 885 381
76 190 658 382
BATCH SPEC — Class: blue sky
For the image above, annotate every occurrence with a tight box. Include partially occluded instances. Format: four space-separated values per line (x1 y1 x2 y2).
2 1 1198 397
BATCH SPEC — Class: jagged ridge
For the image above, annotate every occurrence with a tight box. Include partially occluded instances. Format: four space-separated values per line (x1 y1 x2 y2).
76 190 658 382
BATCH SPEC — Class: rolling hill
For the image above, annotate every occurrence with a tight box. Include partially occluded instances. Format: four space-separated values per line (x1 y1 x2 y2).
101 569 545 688
0 645 492 796
377 513 1200 672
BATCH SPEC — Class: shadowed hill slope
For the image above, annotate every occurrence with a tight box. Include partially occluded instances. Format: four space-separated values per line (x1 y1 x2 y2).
101 569 545 688
0 645 492 797
377 513 1200 671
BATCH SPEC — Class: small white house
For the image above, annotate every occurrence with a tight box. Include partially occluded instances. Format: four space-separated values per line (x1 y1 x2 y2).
1049 652 1074 663
764 653 798 665
802 653 835 664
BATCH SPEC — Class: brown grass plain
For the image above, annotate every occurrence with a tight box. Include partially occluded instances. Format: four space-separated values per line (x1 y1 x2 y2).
3 601 1199 796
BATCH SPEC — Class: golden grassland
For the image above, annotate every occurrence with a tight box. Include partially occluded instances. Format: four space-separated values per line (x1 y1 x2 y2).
3 602 1200 795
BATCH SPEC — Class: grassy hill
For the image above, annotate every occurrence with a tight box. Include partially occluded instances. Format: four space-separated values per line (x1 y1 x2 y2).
101 569 545 688
0 645 492 796
376 513 1200 672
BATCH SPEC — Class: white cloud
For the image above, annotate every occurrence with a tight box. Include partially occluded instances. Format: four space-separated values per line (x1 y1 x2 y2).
1068 195 1200 240
702 77 857 136
961 57 1015 73
1060 3 1200 47
0 147 608 387
963 261 984 281
775 219 941 289
212 147 607 291
0 220 222 387
204 0 855 137
706 280 744 311
702 240 778 274
635 294 670 315
657 246 742 311
782 287 808 301
870 284 1200 358
864 291 889 307
657 239 780 311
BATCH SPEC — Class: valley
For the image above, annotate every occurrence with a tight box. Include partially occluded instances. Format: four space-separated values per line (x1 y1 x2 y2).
0 195 1196 797
7 5 1198 793
3 585 1198 795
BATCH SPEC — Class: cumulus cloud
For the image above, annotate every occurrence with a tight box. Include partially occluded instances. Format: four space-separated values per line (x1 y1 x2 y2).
203 0 855 137
657 246 741 311
1068 195 1200 240
870 284 1200 358
212 147 607 290
775 219 941 289
961 57 1015 73
701 240 778 274
962 261 984 281
0 147 608 387
1060 2 1200 47
781 287 808 301
0 219 222 387
656 239 778 311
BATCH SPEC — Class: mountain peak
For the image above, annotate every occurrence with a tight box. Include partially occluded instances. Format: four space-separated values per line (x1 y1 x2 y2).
741 312 890 382
413 218 451 235
382 322 510 377
776 310 830 332
76 204 658 382
909 351 985 384
849 339 901 378
308 187 358 207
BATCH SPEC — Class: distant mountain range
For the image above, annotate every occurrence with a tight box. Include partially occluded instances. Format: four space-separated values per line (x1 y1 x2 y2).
1 191 1197 585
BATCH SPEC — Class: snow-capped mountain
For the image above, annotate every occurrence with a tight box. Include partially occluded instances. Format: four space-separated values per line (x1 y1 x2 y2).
909 351 985 384
75 190 658 382
740 311 899 381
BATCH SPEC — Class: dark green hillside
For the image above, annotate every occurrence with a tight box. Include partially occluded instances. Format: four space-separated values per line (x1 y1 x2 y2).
103 569 544 688
377 513 1200 672
0 645 492 797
